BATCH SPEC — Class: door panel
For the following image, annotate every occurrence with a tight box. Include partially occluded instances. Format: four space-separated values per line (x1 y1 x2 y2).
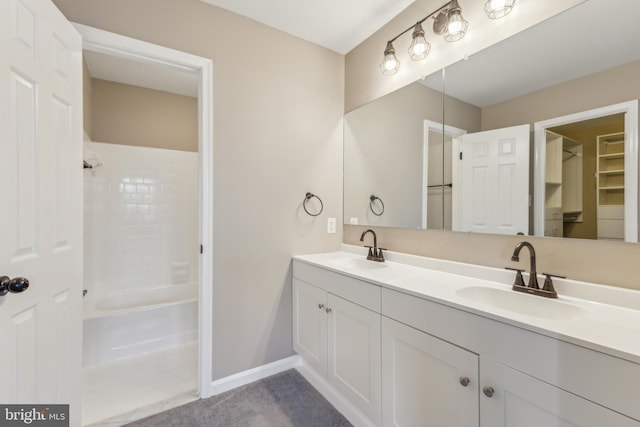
1 0 83 422
328 294 381 425
292 279 328 376
382 317 479 427
480 358 638 427
454 125 530 235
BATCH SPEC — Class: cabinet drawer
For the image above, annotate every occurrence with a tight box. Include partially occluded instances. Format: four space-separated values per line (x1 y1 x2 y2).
293 260 381 312
545 207 563 220
382 287 640 421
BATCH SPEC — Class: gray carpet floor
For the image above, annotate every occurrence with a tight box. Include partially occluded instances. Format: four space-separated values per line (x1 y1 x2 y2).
124 369 352 427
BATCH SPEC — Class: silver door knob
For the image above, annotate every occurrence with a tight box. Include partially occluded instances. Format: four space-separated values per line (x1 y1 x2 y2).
318 304 325 309
459 376 470 387
483 386 495 398
325 307 332 313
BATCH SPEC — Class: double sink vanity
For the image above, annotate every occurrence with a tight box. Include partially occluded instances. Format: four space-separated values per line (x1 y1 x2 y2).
292 241 640 426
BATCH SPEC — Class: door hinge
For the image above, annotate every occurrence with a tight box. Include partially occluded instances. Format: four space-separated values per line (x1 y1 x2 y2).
459 151 463 160
200 244 203 254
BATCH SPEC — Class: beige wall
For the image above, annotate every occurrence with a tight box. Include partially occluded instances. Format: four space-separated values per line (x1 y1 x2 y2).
481 61 640 131
91 79 198 152
54 0 345 379
345 2 640 291
82 58 93 139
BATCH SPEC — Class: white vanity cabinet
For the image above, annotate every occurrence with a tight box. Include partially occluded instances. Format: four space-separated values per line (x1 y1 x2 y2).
292 261 382 425
382 316 636 426
382 287 640 427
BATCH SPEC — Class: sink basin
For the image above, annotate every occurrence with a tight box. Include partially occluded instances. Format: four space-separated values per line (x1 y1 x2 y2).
328 257 387 270
455 286 588 321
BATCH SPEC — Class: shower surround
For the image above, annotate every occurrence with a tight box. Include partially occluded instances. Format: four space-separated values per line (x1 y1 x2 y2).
83 141 199 366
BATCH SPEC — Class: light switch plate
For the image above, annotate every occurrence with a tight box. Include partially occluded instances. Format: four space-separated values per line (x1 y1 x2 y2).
327 217 336 234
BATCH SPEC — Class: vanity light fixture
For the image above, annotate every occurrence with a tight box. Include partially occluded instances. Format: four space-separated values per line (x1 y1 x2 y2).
484 0 516 19
381 0 516 75
380 0 468 75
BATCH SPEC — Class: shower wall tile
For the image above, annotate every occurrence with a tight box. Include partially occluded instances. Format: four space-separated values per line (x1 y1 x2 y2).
84 142 198 295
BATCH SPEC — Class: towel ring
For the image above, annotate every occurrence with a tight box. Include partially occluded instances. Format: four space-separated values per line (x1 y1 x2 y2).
369 195 384 216
303 192 324 216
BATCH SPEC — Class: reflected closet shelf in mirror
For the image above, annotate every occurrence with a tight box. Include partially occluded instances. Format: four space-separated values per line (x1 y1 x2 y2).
597 132 625 240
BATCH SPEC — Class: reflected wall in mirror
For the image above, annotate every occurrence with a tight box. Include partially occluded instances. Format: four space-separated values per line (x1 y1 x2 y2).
343 72 481 229
344 73 444 229
423 0 640 241
344 0 640 241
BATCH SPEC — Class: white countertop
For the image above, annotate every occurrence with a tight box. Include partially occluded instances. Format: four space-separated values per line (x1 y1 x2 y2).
293 245 640 364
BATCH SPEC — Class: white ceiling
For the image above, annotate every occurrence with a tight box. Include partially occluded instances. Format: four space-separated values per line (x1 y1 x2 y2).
422 0 640 107
199 0 415 54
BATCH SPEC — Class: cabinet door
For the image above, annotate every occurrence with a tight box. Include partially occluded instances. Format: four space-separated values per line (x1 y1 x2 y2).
293 278 327 376
480 358 639 427
328 293 381 425
382 317 479 427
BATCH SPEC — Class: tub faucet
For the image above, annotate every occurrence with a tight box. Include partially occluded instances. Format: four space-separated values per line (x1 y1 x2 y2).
360 229 385 262
511 241 538 289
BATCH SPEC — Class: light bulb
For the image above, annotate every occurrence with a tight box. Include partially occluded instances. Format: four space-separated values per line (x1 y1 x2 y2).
408 23 430 61
380 42 400 75
484 0 515 19
444 9 468 42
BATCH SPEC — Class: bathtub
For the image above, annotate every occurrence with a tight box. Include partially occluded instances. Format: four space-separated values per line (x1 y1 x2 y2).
83 282 198 367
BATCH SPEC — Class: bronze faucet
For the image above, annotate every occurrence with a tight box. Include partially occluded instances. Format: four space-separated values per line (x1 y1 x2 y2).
360 229 385 262
509 241 563 298
511 241 538 289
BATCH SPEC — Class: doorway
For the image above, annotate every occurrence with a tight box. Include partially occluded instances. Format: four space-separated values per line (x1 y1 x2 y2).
75 24 214 423
533 100 639 242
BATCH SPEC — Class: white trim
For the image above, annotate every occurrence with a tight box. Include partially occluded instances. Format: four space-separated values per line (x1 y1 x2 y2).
210 356 302 396
74 24 216 397
533 100 638 242
422 121 467 230
296 362 376 427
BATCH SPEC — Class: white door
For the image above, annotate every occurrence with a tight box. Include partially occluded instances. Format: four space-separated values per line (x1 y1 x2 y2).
480 358 639 427
453 124 530 235
0 0 83 423
381 317 478 427
327 293 381 425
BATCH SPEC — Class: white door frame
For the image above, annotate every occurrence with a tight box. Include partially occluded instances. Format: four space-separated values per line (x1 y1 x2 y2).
73 24 215 398
423 120 466 229
533 100 638 242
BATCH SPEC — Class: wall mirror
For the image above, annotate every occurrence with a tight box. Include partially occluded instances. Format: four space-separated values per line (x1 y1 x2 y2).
344 0 640 242
343 72 445 229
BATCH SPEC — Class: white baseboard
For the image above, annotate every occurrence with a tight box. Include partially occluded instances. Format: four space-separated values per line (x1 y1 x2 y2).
208 355 302 396
296 362 376 427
